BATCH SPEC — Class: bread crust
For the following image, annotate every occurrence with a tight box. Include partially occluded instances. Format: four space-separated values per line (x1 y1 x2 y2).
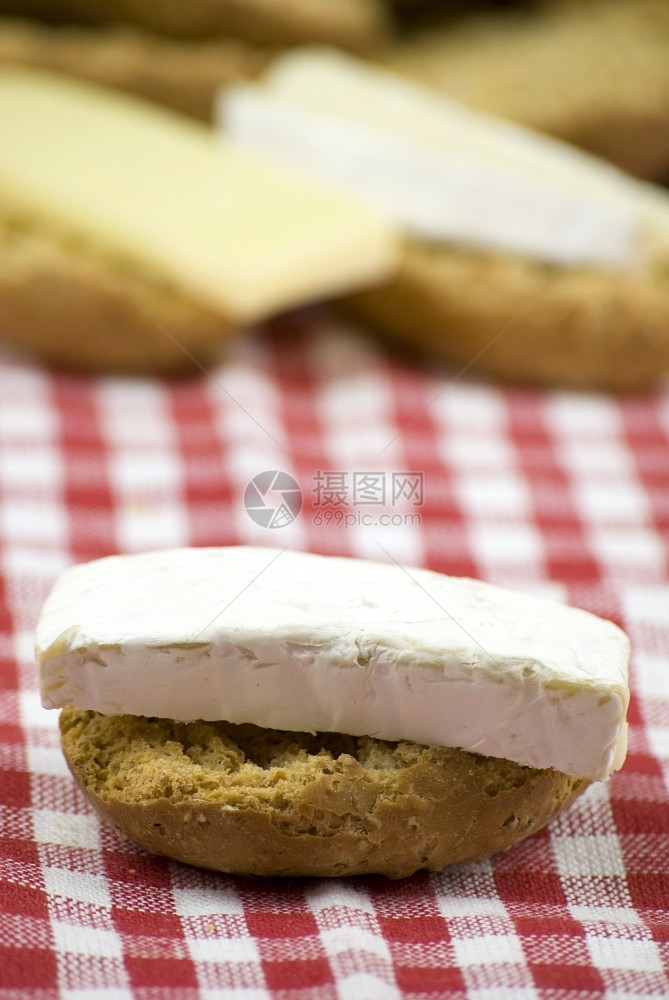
60 708 587 878
344 239 669 392
0 0 390 49
0 213 234 373
0 16 272 120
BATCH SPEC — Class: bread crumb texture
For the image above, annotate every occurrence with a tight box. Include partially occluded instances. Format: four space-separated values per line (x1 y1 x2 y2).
60 707 587 878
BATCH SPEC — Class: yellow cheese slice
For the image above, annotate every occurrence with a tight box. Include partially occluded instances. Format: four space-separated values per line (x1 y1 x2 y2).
0 68 400 321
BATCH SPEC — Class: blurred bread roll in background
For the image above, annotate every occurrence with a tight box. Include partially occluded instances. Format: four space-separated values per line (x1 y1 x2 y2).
2 0 668 183
384 0 669 182
0 0 391 48
0 17 271 119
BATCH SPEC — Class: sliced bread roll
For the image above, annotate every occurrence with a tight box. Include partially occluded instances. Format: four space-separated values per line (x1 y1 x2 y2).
0 209 231 373
60 709 587 878
345 240 669 392
0 16 272 121
0 0 391 50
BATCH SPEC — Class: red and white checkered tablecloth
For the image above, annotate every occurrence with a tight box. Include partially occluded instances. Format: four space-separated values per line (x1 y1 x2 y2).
2 308 669 998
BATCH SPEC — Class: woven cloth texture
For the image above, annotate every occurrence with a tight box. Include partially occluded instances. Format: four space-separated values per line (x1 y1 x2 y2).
1 310 668 999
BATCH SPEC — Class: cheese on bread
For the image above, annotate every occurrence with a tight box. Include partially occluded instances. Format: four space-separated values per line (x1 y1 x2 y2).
221 48 669 269
0 68 399 323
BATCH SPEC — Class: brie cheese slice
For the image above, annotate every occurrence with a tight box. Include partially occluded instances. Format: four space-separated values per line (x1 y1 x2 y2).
220 48 669 269
35 546 630 781
0 68 399 322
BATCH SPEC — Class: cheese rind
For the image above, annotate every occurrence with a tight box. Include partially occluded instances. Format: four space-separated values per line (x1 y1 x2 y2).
35 547 630 780
0 68 399 322
220 48 669 268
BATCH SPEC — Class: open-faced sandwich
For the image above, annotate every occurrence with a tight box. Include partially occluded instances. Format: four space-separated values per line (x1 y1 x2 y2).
0 66 398 372
35 546 630 878
221 48 669 391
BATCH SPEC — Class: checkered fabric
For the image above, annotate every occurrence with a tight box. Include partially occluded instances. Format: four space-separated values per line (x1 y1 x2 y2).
2 309 669 999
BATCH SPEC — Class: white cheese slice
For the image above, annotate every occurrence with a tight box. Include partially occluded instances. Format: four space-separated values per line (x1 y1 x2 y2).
0 68 399 322
220 48 669 269
35 546 630 781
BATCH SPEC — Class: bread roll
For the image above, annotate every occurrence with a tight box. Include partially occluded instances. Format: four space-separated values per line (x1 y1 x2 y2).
0 210 232 373
344 239 669 392
0 0 390 50
0 16 271 120
60 709 587 878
